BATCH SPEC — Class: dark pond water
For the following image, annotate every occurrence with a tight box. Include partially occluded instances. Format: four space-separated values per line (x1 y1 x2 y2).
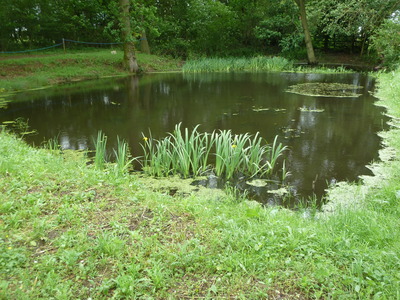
0 72 388 206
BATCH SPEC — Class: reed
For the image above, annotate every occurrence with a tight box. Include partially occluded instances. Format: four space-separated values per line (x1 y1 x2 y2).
267 136 288 173
243 132 270 177
169 124 205 178
113 136 134 176
182 56 293 73
140 124 288 180
43 135 61 152
93 130 108 170
141 133 173 177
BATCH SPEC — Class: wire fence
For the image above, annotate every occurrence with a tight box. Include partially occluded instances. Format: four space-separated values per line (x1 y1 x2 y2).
0 39 124 54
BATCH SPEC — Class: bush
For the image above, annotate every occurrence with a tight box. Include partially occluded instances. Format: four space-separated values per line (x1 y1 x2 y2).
371 20 400 69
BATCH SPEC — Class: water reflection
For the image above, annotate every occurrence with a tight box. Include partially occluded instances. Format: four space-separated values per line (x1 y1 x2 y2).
0 72 388 205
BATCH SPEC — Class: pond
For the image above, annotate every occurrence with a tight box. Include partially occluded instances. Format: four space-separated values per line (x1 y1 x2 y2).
0 72 388 207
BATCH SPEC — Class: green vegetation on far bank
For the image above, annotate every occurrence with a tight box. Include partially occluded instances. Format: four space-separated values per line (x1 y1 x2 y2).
182 56 359 74
182 57 293 73
1 51 363 98
0 50 182 92
1 69 400 298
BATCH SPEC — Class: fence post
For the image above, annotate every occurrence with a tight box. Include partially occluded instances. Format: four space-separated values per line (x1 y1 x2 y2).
62 38 66 53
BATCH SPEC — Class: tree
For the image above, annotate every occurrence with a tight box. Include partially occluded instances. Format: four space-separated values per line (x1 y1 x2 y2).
119 0 139 73
254 0 300 54
308 0 400 55
293 0 317 64
371 18 400 68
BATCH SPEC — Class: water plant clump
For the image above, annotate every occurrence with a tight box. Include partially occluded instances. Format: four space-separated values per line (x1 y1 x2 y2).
113 136 135 176
182 56 293 73
93 130 108 170
141 123 288 180
286 83 363 97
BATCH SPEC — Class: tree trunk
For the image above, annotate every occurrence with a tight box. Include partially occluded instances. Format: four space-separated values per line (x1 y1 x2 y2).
140 29 151 54
119 0 139 73
294 0 317 65
360 33 368 57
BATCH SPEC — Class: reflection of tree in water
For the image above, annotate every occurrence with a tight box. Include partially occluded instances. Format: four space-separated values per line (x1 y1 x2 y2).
283 88 386 197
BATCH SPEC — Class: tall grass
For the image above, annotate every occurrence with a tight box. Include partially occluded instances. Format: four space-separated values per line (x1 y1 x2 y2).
93 130 108 170
140 123 288 180
182 56 293 73
113 137 134 176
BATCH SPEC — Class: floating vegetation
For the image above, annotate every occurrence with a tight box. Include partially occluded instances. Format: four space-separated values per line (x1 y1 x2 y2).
2 118 37 137
298 106 325 113
267 187 289 196
0 97 9 109
286 83 363 98
246 179 269 187
281 127 304 139
252 107 270 112
252 107 286 112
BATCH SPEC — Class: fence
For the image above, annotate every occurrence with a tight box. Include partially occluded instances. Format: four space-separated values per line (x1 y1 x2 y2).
0 39 124 54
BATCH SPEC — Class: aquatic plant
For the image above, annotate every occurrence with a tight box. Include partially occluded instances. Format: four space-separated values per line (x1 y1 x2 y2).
140 124 288 180
113 137 134 176
267 136 288 174
43 136 61 152
141 133 173 177
286 83 363 98
169 124 206 178
93 130 108 170
2 117 37 139
183 56 293 73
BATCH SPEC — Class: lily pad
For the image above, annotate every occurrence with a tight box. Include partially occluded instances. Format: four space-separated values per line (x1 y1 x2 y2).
246 179 269 187
286 83 363 98
298 106 325 112
267 187 289 196
0 98 9 109
252 107 270 112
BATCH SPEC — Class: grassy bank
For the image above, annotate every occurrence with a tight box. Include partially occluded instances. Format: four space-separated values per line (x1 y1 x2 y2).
1 70 400 298
0 50 182 92
0 53 358 95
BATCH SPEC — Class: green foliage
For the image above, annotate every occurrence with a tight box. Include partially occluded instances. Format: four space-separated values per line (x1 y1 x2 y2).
141 123 287 180
1 117 37 139
0 0 116 51
308 0 400 53
1 0 399 62
371 20 400 69
186 0 238 55
183 56 293 73
254 1 300 52
93 130 108 170
0 50 181 92
113 137 134 176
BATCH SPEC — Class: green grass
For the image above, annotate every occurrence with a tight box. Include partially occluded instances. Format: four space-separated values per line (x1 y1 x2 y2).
0 49 182 92
1 68 400 298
